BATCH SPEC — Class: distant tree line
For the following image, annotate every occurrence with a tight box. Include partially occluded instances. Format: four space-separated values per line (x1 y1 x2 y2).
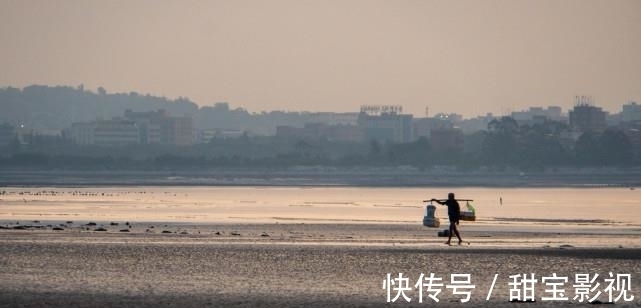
478 117 637 170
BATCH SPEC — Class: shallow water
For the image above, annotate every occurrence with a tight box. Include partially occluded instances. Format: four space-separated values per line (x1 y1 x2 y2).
1 186 640 228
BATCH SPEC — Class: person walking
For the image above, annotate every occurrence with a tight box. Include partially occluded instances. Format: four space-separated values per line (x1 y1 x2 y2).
432 192 464 245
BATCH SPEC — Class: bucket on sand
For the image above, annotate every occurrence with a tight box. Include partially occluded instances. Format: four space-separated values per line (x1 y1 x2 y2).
422 203 440 228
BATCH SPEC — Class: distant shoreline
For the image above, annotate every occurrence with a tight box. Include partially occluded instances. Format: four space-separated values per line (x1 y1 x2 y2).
1 167 641 187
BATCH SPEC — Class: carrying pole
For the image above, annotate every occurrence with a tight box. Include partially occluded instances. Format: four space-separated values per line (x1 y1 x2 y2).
423 199 474 202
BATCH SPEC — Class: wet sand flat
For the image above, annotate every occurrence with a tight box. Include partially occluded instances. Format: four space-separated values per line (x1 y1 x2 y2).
1 226 640 308
1 185 640 306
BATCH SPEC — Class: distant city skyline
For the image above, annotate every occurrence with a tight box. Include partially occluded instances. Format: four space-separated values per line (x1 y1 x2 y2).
1 0 640 117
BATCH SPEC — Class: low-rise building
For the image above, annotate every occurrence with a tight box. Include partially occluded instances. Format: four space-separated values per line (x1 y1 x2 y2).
622 101 641 123
511 106 565 125
66 110 195 146
93 119 139 146
357 105 413 143
67 122 95 145
162 116 194 145
414 115 456 139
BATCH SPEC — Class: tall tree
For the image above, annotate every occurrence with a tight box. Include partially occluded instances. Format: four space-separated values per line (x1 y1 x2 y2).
599 129 632 165
482 117 519 165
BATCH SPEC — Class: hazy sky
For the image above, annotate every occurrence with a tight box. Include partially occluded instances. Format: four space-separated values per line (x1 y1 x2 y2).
1 0 640 117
